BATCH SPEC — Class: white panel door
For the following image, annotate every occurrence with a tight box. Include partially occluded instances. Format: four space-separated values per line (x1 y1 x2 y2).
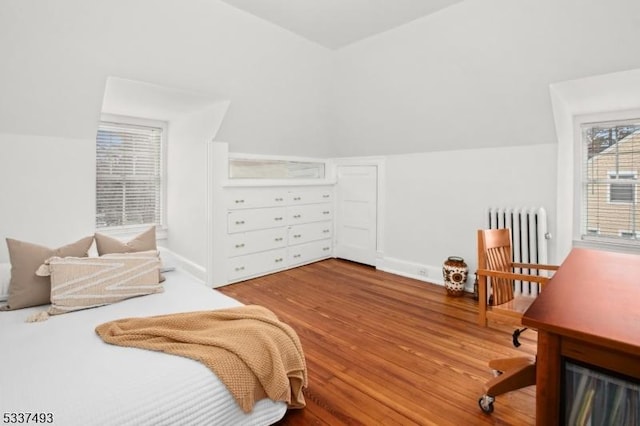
335 165 377 266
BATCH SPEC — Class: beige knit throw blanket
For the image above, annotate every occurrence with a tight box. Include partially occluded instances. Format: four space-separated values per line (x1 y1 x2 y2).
95 305 307 413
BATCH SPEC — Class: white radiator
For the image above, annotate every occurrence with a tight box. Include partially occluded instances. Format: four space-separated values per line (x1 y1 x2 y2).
487 207 550 295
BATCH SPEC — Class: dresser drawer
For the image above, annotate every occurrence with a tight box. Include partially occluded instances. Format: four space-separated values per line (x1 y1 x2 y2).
228 228 287 257
227 248 287 281
288 221 333 246
228 207 287 233
225 188 288 210
288 187 332 205
288 204 333 224
288 239 332 266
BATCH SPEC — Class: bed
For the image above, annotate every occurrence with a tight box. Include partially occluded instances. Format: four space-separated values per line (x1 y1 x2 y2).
0 269 288 425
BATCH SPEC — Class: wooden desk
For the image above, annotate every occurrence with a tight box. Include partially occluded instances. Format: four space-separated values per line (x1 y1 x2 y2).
522 248 640 425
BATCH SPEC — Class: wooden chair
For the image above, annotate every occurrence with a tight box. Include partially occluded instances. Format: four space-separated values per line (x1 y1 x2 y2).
476 228 559 413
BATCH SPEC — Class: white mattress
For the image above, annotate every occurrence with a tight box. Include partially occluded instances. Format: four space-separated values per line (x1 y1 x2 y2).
0 270 287 426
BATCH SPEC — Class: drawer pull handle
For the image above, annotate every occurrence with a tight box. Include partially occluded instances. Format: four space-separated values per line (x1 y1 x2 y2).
275 197 284 202
293 234 301 238
322 194 330 198
235 220 245 225
234 266 245 271
323 229 330 233
234 199 245 204
275 237 283 241
235 243 245 248
293 214 301 219
275 258 283 263
293 254 301 258
274 217 283 221
323 247 330 251
323 211 330 215
294 197 301 201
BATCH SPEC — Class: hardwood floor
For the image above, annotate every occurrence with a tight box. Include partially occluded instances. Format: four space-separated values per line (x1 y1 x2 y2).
219 259 537 425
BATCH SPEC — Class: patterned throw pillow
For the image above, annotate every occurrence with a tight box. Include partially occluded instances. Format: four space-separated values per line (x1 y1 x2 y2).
35 252 162 316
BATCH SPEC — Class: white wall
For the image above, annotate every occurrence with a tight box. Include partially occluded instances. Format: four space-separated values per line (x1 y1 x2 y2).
549 88 574 262
0 134 95 262
167 103 229 274
550 68 640 260
330 0 640 282
379 144 557 285
0 0 333 267
100 77 230 276
2 0 640 277
0 0 333 155
332 0 640 157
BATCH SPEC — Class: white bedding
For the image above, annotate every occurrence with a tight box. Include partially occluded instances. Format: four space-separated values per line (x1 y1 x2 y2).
0 270 287 426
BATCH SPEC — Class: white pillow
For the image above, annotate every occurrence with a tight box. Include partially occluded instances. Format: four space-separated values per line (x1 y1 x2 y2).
0 263 10 302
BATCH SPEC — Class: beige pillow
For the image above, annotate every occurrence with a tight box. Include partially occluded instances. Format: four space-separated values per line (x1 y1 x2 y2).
0 236 94 310
94 226 165 282
37 252 162 316
95 226 157 255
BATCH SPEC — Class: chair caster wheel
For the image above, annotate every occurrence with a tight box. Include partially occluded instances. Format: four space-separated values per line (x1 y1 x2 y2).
479 395 495 413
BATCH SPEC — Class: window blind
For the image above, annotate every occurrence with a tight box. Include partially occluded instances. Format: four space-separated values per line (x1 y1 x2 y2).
581 121 640 244
96 121 163 229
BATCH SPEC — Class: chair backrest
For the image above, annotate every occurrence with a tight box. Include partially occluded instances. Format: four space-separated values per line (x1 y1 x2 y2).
478 228 514 306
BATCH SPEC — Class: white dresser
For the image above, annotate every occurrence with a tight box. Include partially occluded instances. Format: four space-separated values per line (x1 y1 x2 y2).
223 185 334 283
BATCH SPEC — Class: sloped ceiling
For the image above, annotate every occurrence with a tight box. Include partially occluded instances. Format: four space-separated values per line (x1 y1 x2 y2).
218 0 466 49
101 77 228 122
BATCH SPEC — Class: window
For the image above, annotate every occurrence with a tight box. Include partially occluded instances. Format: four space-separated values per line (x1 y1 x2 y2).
96 118 165 230
581 120 640 245
228 158 326 179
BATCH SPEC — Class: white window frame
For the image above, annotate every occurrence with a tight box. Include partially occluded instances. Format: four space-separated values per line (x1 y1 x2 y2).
574 112 640 251
96 114 168 237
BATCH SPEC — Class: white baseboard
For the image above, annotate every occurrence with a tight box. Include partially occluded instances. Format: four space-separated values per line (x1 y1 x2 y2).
158 247 206 283
377 256 444 285
376 256 474 293
159 249 475 293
